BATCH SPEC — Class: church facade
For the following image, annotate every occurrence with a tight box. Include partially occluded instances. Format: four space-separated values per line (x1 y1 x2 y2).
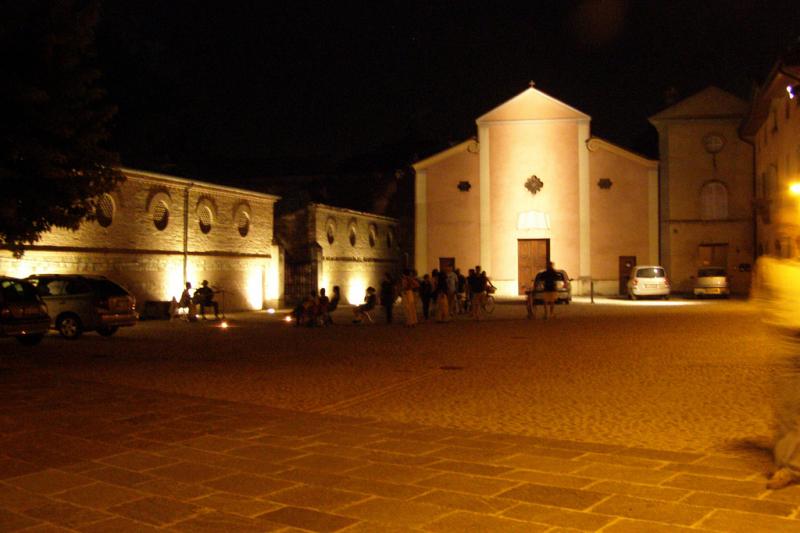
414 86 659 297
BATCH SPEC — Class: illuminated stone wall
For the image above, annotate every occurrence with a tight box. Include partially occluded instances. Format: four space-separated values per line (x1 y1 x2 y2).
0 168 281 311
277 203 401 305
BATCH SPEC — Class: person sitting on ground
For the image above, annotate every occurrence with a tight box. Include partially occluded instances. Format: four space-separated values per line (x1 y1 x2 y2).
194 280 219 319
173 282 197 321
353 287 377 323
325 286 341 324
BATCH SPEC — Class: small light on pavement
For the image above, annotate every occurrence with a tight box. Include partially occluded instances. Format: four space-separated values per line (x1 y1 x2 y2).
219 321 229 329
284 315 293 323
266 308 276 314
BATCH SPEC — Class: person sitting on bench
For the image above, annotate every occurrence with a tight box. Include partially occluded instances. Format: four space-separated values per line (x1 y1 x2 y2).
353 287 377 323
194 280 219 319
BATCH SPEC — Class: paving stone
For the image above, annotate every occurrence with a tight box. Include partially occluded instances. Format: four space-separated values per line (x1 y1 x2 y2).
336 476 430 500
498 483 607 510
299 443 368 459
662 473 767 497
203 454 287 475
189 492 281 517
6 469 93 495
155 446 229 464
24 501 111 528
78 516 162 532
132 478 216 500
259 505 357 531
683 491 795 517
416 472 520 496
428 445 515 463
613 448 704 463
436 436 519 451
425 510 545 532
699 508 800 532
764 483 800 504
281 453 365 474
501 502 615 530
15 523 76 533
499 469 596 489
579 452 666 469
312 431 385 447
0 483 52 511
585 480 689 502
135 427 203 443
590 494 712 526
0 507 41 531
364 439 446 455
170 510 284 532
360 450 441 467
425 459 514 477
505 444 587 460
337 497 448 528
344 463 438 484
109 496 202 526
98 450 178 472
267 485 369 511
227 444 307 463
81 465 155 487
661 461 756 479
573 463 677 485
602 517 714 532
495 454 587 474
0 457 39 479
411 488 517 514
53 481 145 509
203 473 294 497
146 461 232 484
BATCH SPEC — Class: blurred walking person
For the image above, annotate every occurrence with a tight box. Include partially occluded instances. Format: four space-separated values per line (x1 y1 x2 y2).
380 272 397 324
419 273 433 321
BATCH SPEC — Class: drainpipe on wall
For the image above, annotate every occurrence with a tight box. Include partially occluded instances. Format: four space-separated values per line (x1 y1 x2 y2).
183 183 194 284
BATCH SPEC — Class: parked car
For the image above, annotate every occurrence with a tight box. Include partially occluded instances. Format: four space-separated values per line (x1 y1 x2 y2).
692 267 730 298
27 275 137 339
627 265 670 300
530 268 572 304
0 276 51 345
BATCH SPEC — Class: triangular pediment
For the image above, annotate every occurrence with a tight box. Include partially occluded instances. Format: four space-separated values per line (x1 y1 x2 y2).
649 86 748 122
477 86 590 123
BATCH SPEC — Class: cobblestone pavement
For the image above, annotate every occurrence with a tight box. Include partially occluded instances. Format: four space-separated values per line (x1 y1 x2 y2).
0 298 798 531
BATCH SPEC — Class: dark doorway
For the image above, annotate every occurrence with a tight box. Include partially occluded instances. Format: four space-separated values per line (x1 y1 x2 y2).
439 257 455 272
518 239 549 294
619 256 636 295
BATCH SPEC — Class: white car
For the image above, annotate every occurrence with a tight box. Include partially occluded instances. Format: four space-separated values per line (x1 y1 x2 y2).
627 265 670 300
692 267 730 298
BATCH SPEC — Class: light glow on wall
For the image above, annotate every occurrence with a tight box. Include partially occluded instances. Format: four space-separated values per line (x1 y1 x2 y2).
245 265 264 310
789 182 800 197
164 262 184 300
266 255 279 301
346 276 367 305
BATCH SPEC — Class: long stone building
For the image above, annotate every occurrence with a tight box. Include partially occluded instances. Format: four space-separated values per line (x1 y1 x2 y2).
0 168 282 312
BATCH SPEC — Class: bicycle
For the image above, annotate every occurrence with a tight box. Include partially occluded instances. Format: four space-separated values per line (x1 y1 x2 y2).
482 287 496 314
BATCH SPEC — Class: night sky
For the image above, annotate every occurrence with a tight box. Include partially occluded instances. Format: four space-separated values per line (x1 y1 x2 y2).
95 1 800 181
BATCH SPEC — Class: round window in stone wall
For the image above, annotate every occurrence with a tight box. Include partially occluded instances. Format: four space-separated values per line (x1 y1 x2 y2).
153 201 169 231
236 210 250 237
198 205 213 234
96 194 114 227
368 224 377 247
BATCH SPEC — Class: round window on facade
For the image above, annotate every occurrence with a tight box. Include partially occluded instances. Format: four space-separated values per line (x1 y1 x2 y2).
326 221 335 245
153 201 169 231
368 224 377 247
96 194 114 227
237 211 250 237
198 205 213 234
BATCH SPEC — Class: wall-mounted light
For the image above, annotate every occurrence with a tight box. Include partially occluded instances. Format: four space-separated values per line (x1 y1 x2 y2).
789 182 800 196
788 85 797 99
457 181 471 192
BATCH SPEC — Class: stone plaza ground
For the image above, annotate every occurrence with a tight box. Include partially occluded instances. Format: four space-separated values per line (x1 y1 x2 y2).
1 297 800 531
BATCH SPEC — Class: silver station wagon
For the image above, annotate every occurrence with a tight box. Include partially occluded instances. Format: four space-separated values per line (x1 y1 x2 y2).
27 275 137 339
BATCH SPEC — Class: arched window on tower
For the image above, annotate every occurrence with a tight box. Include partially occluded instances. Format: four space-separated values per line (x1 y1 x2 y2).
700 181 728 220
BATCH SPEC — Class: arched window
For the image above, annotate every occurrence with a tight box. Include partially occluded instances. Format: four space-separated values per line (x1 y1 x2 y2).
700 181 728 220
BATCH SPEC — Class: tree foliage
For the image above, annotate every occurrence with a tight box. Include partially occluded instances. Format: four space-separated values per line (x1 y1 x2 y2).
0 0 123 257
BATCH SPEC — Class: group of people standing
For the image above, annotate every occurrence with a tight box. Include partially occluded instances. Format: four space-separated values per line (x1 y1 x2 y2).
350 265 495 327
